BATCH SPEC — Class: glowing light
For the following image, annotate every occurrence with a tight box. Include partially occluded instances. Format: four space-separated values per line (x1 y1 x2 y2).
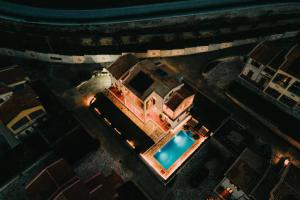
113 128 121 135
284 159 290 167
126 140 135 149
174 134 185 147
157 151 168 162
94 108 101 115
82 95 95 107
103 117 111 126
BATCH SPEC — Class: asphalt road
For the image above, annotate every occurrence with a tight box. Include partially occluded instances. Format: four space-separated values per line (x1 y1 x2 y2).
0 0 299 24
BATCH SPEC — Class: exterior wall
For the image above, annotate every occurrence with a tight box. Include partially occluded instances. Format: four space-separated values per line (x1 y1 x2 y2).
174 95 195 119
241 58 266 83
0 91 13 105
214 177 250 200
163 95 194 129
164 110 190 129
264 69 300 108
6 105 46 135
0 31 298 64
145 91 164 112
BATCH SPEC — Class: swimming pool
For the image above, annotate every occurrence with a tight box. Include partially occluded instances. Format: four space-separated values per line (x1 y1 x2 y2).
154 130 195 170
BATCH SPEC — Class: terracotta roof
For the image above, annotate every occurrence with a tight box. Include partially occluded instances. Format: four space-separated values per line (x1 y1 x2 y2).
270 164 300 200
0 65 28 86
0 86 42 124
225 148 269 195
26 159 76 200
108 54 139 80
53 179 90 200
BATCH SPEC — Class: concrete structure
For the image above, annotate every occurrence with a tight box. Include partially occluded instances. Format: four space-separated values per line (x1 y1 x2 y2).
108 54 195 131
91 55 210 182
240 41 300 111
0 65 29 105
215 148 270 200
214 148 300 200
0 30 299 64
0 86 46 138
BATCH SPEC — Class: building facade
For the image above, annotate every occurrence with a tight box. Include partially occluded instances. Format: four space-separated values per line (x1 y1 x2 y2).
240 41 300 111
108 54 195 132
0 65 46 138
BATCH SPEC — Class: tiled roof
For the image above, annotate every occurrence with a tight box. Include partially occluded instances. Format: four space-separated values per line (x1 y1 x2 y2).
0 86 41 124
107 54 139 80
26 159 76 200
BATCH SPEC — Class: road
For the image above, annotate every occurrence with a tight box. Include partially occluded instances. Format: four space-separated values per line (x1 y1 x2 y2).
0 0 299 24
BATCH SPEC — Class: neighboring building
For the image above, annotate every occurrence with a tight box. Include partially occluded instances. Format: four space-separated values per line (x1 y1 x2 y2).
0 65 29 88
26 159 124 200
0 86 46 138
214 148 300 200
0 85 13 106
270 163 300 200
0 65 29 105
240 41 300 111
108 54 195 131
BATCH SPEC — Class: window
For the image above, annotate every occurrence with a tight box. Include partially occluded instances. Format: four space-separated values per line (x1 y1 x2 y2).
288 81 300 97
247 70 254 79
50 56 62 61
272 73 291 88
251 60 261 68
265 87 281 99
279 95 297 108
29 109 45 120
11 117 29 130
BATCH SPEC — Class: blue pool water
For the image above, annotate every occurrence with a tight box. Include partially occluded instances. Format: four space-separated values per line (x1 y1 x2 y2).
154 130 195 170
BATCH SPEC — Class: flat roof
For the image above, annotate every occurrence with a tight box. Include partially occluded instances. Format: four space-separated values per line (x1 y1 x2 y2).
228 81 300 142
93 93 154 153
128 71 154 96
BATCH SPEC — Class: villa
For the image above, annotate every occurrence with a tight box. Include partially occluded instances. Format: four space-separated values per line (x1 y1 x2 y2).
91 54 208 182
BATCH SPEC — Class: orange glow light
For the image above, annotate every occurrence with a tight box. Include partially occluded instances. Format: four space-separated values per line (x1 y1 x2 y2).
82 95 95 107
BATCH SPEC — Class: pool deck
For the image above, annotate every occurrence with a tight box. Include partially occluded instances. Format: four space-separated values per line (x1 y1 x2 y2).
104 90 207 181
141 130 207 181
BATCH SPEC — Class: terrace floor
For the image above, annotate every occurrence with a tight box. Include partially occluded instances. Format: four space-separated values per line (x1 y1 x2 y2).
141 124 207 181
107 89 167 143
108 87 170 142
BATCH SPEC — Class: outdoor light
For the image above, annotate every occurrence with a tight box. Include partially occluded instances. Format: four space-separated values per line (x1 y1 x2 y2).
174 134 185 146
284 158 290 167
